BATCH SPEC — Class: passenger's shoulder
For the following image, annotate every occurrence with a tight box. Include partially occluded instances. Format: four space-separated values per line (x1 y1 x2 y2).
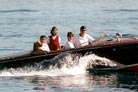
34 41 39 44
58 35 61 38
85 34 91 36
86 34 94 40
43 43 48 46
86 34 93 38
66 41 71 45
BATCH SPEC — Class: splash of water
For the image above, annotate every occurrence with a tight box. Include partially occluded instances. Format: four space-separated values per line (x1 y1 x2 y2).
0 53 118 77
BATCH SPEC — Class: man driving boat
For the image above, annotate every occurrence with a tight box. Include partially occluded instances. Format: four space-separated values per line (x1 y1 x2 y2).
33 35 50 54
74 26 95 48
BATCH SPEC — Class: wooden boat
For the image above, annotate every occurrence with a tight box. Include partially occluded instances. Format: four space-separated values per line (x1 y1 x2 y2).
0 34 138 71
88 64 138 73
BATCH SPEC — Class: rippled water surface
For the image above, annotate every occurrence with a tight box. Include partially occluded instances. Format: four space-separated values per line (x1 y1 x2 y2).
0 0 138 92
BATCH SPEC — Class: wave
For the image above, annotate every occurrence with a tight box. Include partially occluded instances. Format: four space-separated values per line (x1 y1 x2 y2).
0 9 38 13
0 53 118 77
0 48 22 51
0 34 23 37
103 9 138 12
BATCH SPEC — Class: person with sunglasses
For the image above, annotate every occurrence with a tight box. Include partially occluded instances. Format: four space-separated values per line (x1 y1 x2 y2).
74 26 95 48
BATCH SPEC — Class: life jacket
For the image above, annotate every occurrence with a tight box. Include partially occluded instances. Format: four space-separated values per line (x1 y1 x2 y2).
48 35 60 51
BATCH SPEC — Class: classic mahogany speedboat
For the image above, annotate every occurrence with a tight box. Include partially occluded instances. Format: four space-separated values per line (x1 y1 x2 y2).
0 34 138 71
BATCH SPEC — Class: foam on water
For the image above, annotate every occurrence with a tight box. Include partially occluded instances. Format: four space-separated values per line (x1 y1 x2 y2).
0 53 117 77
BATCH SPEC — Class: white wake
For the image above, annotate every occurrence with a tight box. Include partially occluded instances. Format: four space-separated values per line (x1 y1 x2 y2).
0 53 118 77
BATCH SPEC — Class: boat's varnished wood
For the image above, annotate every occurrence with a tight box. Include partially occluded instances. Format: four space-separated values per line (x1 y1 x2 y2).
0 38 138 69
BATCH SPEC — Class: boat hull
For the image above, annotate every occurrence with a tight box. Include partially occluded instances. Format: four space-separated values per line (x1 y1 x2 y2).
88 64 138 73
0 38 138 69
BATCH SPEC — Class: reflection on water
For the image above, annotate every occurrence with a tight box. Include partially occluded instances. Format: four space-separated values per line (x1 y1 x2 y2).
117 73 138 90
21 73 136 92
0 72 137 92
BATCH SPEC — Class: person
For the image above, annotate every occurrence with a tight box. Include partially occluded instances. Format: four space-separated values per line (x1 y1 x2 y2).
74 26 95 48
116 32 122 42
47 26 61 51
33 35 50 54
65 32 75 49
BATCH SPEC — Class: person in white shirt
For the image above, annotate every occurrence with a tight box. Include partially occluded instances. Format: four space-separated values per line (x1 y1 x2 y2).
65 32 75 49
74 26 95 48
40 43 50 52
33 35 50 54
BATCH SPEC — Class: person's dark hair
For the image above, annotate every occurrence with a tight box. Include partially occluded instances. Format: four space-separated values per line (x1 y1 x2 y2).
40 35 46 40
67 32 74 37
50 26 57 35
80 26 87 31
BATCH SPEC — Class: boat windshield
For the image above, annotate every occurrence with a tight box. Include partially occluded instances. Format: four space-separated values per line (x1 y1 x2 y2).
92 33 138 46
99 33 138 41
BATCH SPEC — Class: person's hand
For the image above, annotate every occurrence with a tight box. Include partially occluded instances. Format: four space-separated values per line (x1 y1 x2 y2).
61 46 65 50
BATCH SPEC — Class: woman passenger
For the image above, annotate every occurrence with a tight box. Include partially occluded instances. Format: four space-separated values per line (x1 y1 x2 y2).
47 26 61 51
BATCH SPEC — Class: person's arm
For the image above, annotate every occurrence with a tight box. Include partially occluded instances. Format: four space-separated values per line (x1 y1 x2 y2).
87 34 95 41
33 42 39 51
42 44 50 54
66 42 72 49
46 44 50 52
58 36 61 50
86 34 95 45
32 42 43 54
89 35 105 46
73 36 81 48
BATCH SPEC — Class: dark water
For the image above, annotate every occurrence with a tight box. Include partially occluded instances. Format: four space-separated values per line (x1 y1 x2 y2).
0 0 138 92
